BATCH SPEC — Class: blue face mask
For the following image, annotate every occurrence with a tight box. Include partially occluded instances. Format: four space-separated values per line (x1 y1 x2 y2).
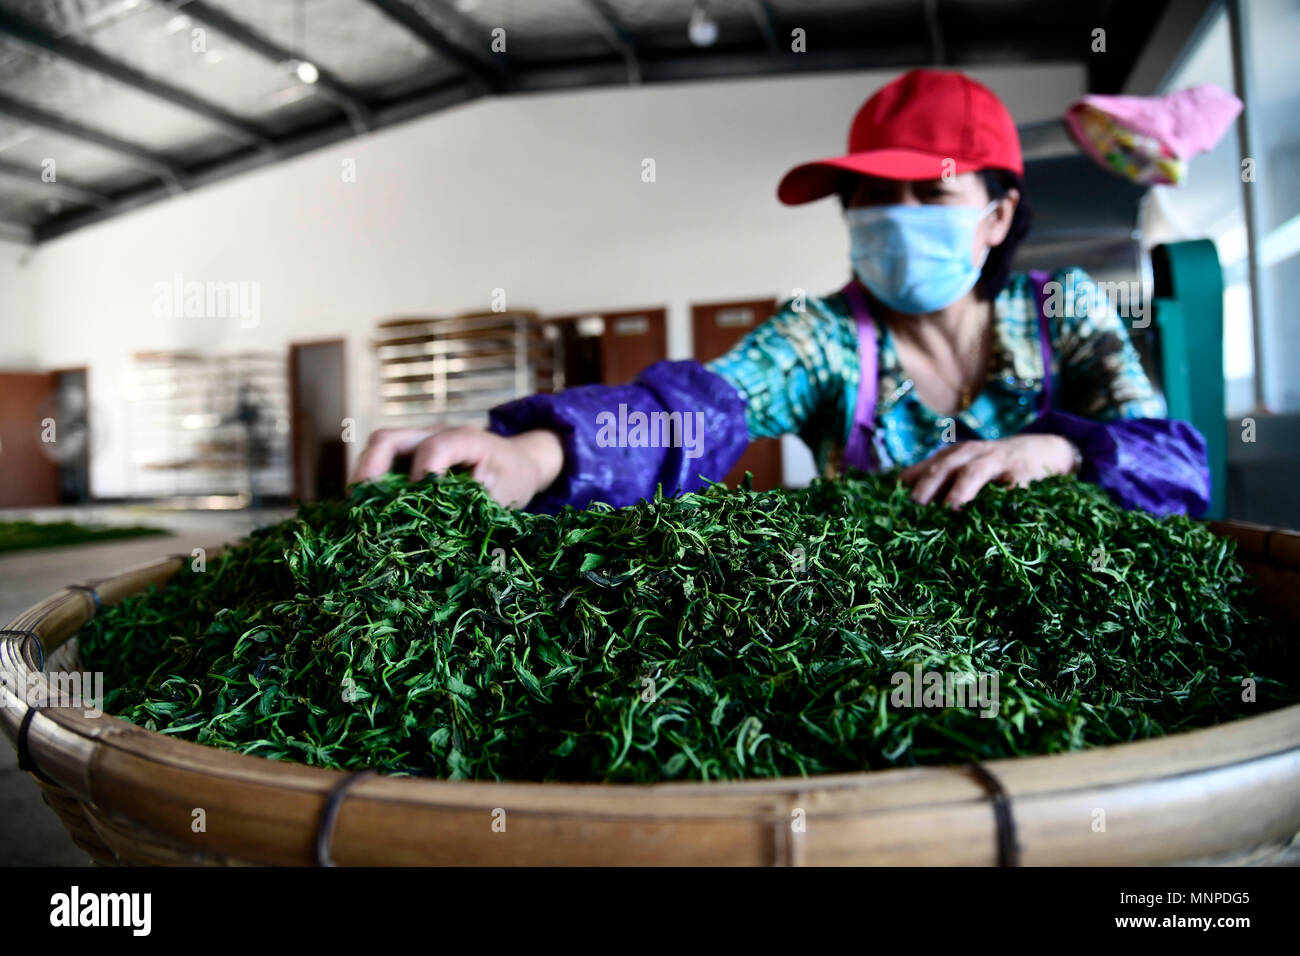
847 202 997 314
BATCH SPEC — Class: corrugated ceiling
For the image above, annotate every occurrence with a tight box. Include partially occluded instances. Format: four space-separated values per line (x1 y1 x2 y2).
0 0 1170 242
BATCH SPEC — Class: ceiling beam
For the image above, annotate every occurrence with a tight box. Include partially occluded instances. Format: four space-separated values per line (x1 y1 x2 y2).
35 37 1093 242
0 9 274 151
171 0 375 132
745 0 781 54
364 0 510 93
1121 0 1218 94
1089 0 1175 92
922 0 946 65
577 0 641 84
37 79 482 242
533 44 935 86
0 219 33 243
0 91 187 190
414 0 508 53
0 158 112 209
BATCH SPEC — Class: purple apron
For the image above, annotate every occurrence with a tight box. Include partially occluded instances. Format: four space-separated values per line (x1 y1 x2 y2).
840 271 1055 473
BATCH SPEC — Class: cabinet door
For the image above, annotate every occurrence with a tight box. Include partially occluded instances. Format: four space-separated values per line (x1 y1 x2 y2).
290 340 347 502
0 371 60 507
598 308 668 386
545 307 669 388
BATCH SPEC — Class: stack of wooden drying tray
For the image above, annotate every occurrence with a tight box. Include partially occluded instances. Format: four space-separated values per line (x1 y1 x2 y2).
373 311 553 428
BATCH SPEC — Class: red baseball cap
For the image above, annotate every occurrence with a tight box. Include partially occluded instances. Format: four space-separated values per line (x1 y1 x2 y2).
777 69 1024 205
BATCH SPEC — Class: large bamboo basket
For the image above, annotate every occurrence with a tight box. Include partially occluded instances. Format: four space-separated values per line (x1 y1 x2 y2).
3 520 1298 866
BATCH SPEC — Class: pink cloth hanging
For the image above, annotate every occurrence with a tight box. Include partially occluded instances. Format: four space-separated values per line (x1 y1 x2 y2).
1064 84 1243 186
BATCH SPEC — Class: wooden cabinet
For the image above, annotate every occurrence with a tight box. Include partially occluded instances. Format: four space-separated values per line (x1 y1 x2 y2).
545 307 668 388
0 371 60 507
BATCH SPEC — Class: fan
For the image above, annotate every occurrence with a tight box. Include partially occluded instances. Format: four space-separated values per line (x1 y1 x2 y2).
33 377 97 503
218 380 276 506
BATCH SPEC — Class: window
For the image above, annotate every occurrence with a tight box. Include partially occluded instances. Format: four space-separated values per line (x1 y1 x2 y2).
1141 6 1254 415
1146 0 1300 416
1239 0 1300 412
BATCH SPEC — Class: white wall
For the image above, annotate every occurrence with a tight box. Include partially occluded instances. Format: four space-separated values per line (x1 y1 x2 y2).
0 240 38 367
0 63 1085 497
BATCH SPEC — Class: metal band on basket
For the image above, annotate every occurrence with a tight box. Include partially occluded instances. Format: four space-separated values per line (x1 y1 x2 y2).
968 762 1020 867
15 706 47 779
65 584 102 616
3 628 53 783
315 771 376 867
1 628 44 672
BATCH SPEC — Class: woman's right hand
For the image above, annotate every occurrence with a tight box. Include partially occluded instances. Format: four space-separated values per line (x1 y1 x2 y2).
349 426 564 508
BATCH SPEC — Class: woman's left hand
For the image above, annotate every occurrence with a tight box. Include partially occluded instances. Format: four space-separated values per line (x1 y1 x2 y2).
899 434 1080 509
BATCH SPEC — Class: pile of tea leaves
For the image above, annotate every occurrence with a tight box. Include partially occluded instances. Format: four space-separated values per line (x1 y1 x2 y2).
79 473 1296 782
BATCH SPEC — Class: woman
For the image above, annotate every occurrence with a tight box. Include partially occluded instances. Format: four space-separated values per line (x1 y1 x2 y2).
353 70 1210 517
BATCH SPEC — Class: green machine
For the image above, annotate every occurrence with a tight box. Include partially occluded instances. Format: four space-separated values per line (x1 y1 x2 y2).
1151 239 1226 520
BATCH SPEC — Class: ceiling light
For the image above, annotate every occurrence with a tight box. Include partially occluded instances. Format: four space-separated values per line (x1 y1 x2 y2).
166 14 190 34
204 49 224 64
688 2 718 47
454 0 480 12
286 59 319 84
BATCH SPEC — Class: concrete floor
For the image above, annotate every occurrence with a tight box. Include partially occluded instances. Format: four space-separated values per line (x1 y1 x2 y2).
0 505 290 865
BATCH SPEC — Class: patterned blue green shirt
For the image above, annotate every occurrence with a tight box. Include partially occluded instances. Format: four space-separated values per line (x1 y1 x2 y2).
706 268 1166 476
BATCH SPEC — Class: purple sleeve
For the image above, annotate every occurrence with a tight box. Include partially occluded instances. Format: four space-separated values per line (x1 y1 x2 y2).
1022 411 1211 517
488 360 750 513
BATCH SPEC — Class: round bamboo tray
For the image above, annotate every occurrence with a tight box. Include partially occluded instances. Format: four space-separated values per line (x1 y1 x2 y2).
3 520 1299 866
